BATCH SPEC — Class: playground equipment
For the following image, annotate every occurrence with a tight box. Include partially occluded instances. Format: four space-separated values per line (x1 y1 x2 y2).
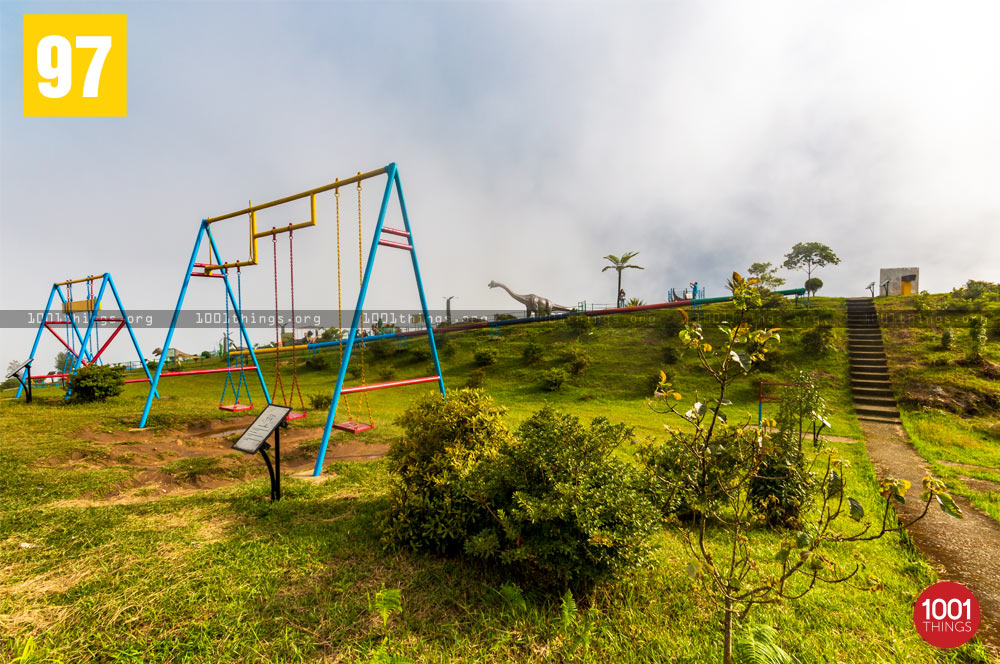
218 267 254 412
139 163 445 478
758 381 794 425
18 274 155 399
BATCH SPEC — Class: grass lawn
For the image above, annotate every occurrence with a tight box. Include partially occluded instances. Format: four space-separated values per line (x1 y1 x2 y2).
1 298 993 662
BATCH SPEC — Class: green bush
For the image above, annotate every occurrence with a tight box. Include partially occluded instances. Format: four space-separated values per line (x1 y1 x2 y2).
463 408 658 587
381 390 514 554
68 365 125 403
521 341 544 365
367 340 397 361
941 328 954 350
561 345 591 376
305 352 332 371
347 362 363 379
565 313 593 336
968 315 988 361
309 393 333 410
540 368 568 391
408 346 434 364
465 368 486 389
661 345 680 365
377 365 396 381
473 346 499 367
800 322 834 356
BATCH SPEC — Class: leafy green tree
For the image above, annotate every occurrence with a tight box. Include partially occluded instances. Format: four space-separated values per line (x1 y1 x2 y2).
602 251 644 305
54 351 68 372
642 272 961 664
747 262 785 291
319 326 343 342
968 315 988 361
782 243 840 305
804 277 823 297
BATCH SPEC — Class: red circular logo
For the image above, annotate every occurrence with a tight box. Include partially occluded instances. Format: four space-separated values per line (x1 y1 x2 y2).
914 582 980 648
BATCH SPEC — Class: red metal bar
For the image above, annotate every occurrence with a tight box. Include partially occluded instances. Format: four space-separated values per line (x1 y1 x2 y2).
191 272 226 278
89 322 126 364
92 317 124 322
378 239 413 251
340 375 440 394
44 323 81 358
382 227 410 238
124 366 259 383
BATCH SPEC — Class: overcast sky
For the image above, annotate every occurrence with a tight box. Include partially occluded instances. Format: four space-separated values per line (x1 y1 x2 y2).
3 1 1000 371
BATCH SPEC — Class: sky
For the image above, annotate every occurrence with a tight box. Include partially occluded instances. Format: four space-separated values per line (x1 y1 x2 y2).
2 1 1000 372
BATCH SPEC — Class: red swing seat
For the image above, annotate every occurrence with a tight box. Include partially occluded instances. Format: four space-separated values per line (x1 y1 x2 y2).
286 410 308 421
219 402 254 412
333 419 373 433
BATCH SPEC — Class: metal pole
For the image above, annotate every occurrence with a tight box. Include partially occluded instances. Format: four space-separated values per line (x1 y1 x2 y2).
17 286 56 399
205 226 271 403
139 222 208 428
106 274 159 397
314 167 396 476
395 168 446 399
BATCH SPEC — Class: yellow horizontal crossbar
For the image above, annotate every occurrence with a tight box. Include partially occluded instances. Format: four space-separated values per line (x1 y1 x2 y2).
55 275 101 287
198 166 388 274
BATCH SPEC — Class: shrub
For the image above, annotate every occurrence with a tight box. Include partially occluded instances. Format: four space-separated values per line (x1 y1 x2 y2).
661 345 680 365
409 346 433 364
309 393 333 410
473 346 499 367
800 322 834 356
68 365 125 403
540 368 568 391
367 340 397 361
377 365 396 381
565 313 593 336
521 341 545 365
561 345 591 376
347 362 363 379
465 368 486 389
305 353 332 371
968 315 988 361
462 408 658 587
380 390 514 554
1 377 19 390
662 313 684 339
941 328 954 350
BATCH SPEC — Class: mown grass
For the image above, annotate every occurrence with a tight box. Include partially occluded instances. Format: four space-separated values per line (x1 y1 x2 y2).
877 293 1000 524
1 297 993 662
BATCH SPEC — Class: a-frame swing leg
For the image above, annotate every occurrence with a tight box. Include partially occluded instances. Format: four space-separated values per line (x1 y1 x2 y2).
313 164 446 476
17 286 57 399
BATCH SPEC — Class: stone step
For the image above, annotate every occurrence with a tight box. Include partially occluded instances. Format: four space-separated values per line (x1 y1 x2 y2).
849 350 886 359
858 414 903 425
852 386 895 398
851 360 888 369
855 403 901 418
848 339 884 347
853 394 899 408
851 376 892 392
850 369 890 380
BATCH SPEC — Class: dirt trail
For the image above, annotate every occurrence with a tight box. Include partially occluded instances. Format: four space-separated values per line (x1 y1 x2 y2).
861 420 1000 648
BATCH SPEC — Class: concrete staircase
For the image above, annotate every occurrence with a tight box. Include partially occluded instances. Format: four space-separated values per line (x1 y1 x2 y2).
846 298 902 424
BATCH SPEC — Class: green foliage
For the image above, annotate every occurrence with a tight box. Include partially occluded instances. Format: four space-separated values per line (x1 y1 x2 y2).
370 586 403 629
940 328 954 350
804 277 823 297
408 346 433 364
661 345 680 365
800 322 834 356
952 279 1000 301
376 365 397 381
68 365 125 403
200 350 211 359
381 390 514 554
473 345 499 367
626 297 645 307
54 351 68 372
308 393 333 410
733 624 798 664
521 341 545 365
464 368 486 389
495 583 527 613
968 315 988 361
540 368 568 391
747 262 786 292
565 312 593 336
368 340 397 361
347 362 363 379
463 408 659 588
781 242 840 277
305 352 332 371
319 326 343 342
561 345 592 376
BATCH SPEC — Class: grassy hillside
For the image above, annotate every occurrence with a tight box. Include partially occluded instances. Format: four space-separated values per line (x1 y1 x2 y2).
1 297 993 662
877 289 1000 524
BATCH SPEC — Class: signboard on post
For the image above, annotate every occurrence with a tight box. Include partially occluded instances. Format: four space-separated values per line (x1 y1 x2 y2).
232 404 291 502
6 359 31 380
232 404 292 454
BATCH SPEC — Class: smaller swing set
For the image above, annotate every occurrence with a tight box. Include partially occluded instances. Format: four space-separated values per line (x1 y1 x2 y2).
19 273 155 399
218 267 254 412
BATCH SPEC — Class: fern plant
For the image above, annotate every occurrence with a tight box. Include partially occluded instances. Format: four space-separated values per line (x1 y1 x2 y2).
733 624 798 664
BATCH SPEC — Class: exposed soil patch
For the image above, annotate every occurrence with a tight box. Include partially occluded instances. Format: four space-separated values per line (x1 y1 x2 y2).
899 382 1000 416
940 460 999 473
47 418 390 501
861 420 1000 649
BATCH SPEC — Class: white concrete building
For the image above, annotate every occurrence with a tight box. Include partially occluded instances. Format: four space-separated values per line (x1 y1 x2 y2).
879 267 919 296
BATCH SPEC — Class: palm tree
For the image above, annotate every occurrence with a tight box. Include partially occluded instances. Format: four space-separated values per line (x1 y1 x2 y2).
602 252 644 306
